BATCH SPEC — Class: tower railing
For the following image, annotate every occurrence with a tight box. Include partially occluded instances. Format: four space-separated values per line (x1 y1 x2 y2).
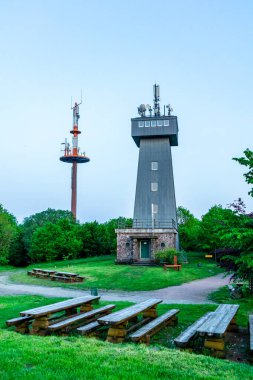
117 219 176 229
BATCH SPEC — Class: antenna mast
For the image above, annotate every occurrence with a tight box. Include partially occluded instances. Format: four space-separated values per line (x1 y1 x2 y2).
60 101 90 220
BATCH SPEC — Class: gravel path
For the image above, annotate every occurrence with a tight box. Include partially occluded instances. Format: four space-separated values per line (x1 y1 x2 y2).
0 272 230 304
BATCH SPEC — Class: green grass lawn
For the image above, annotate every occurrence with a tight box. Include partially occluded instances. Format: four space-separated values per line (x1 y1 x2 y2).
0 295 252 380
8 253 223 291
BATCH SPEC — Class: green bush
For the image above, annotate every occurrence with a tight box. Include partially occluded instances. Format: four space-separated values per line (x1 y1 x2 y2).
154 248 177 264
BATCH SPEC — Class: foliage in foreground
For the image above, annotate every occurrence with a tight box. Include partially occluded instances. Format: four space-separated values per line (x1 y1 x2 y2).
0 295 252 380
1 330 252 380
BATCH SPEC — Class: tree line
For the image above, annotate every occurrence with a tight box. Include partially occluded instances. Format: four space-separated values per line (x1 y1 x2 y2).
0 206 132 266
0 200 252 266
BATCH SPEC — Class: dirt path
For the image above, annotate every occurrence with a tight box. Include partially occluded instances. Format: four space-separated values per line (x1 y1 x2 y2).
0 272 230 304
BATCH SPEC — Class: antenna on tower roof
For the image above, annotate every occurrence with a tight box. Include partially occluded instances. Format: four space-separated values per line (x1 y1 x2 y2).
153 84 160 116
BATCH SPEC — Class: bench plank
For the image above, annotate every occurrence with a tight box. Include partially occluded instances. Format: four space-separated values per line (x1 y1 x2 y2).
130 309 179 341
77 321 100 335
48 305 115 331
197 304 239 335
21 296 100 317
98 299 162 326
174 312 214 348
6 316 33 327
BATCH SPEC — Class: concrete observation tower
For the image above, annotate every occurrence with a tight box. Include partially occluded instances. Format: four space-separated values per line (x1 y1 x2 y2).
60 102 90 219
116 85 178 264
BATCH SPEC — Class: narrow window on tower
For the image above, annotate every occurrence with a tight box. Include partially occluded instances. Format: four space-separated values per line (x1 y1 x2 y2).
157 120 163 127
151 161 158 171
164 120 170 126
152 203 158 214
138 121 144 127
151 182 158 191
151 120 156 127
145 121 150 127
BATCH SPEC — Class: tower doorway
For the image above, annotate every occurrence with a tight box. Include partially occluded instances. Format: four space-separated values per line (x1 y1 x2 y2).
140 240 150 260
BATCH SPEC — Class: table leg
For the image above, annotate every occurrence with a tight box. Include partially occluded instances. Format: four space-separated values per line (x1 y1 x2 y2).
143 307 158 318
80 303 93 313
166 315 178 326
31 314 50 336
107 322 128 343
204 336 225 358
15 322 30 334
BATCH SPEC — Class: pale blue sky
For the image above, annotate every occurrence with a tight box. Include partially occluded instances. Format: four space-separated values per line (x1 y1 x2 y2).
0 0 253 222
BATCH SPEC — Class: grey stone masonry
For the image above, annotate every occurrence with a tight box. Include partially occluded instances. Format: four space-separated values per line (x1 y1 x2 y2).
116 228 177 263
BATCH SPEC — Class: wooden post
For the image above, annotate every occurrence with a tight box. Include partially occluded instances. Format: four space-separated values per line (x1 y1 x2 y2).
31 315 50 335
16 322 30 334
166 315 178 326
107 322 128 343
204 337 225 351
80 303 93 313
143 307 158 318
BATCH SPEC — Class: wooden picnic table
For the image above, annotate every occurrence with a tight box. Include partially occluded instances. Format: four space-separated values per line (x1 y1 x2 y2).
197 304 239 354
20 296 100 335
98 298 162 343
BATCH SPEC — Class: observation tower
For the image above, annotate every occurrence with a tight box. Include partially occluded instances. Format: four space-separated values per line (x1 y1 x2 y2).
116 84 178 264
60 102 90 219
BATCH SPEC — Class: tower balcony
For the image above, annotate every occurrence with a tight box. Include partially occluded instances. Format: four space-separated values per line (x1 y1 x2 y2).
117 219 177 230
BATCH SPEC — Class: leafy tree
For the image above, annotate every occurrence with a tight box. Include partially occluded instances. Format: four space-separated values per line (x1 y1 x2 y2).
9 226 29 267
30 219 82 263
177 207 201 251
0 205 18 264
22 208 74 253
199 205 240 251
233 149 253 196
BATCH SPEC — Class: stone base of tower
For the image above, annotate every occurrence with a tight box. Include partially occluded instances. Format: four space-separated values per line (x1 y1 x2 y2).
115 228 178 264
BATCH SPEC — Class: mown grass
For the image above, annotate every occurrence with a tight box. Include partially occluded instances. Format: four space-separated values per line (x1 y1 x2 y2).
8 253 223 291
1 295 252 380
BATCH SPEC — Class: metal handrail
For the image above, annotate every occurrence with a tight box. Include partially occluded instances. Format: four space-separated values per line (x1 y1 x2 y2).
118 219 176 229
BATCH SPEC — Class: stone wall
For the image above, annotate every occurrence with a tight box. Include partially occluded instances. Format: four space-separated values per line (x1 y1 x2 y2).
116 232 133 262
116 229 177 263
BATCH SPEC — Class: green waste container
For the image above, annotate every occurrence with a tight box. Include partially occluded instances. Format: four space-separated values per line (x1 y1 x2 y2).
90 287 99 304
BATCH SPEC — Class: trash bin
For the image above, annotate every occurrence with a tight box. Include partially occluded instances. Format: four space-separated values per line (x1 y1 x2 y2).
90 287 99 303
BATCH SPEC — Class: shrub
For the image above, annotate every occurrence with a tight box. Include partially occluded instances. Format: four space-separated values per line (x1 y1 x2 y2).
154 248 177 264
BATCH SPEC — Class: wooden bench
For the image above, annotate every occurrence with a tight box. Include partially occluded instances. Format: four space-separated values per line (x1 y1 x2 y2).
6 316 33 334
249 315 253 352
174 312 214 349
163 256 182 271
129 309 180 344
77 321 101 336
197 304 239 355
98 298 162 343
48 305 115 333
